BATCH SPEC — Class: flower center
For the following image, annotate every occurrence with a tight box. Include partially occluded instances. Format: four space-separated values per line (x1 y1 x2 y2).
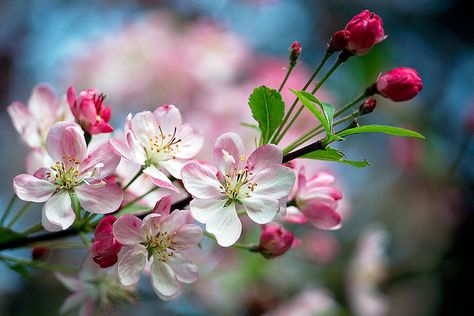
146 231 177 262
47 156 81 190
219 158 257 204
146 126 181 164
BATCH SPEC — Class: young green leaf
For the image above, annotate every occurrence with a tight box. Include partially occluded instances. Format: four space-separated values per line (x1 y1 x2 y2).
337 125 425 139
290 89 330 134
0 227 23 243
248 86 285 144
302 147 370 168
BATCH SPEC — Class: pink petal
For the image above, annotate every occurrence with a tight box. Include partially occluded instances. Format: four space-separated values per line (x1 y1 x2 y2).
118 245 147 286
75 182 123 214
28 84 58 124
150 259 180 299
141 213 162 238
159 210 189 234
304 203 342 230
213 132 245 175
152 196 172 216
205 203 241 247
46 122 86 164
113 214 146 245
307 172 336 187
80 142 121 178
109 134 143 164
242 196 279 224
167 252 199 283
131 111 159 146
25 148 53 174
252 166 296 199
174 124 203 159
174 224 203 249
143 165 179 192
43 190 75 230
13 174 56 202
160 159 187 179
7 102 40 147
153 104 182 135
181 162 221 199
246 144 283 174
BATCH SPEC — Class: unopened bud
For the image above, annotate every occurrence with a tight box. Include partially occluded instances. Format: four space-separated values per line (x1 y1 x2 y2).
32 247 49 261
259 223 295 259
359 98 377 114
289 41 302 66
327 30 351 54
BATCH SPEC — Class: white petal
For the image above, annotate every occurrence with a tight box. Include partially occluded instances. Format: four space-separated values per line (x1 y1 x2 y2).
117 246 147 286
252 166 296 199
242 195 279 224
143 165 179 192
159 159 187 179
43 191 75 230
150 259 180 299
167 252 199 283
13 174 56 202
189 198 226 223
75 182 123 214
205 203 241 247
181 162 221 199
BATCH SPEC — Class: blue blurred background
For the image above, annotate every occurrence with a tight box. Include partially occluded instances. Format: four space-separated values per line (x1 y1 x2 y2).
1 0 473 315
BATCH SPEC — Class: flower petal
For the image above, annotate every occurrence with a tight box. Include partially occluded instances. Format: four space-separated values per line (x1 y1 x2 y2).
213 132 245 175
80 142 121 178
7 102 40 147
174 124 203 159
181 162 221 199
25 148 53 174
246 144 283 173
13 174 56 202
304 203 342 230
118 245 147 286
174 224 203 249
242 195 279 224
189 198 226 223
46 122 86 164
205 203 241 247
143 165 179 192
153 104 182 135
43 191 75 230
113 214 146 245
167 252 199 284
160 159 187 179
252 166 295 199
75 182 123 214
131 111 159 146
28 84 58 124
150 259 180 299
59 292 89 314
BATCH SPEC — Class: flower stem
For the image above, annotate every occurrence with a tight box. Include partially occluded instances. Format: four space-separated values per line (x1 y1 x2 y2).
1 195 17 226
79 232 91 247
21 223 43 235
203 231 259 251
0 253 78 273
123 168 143 190
275 56 345 144
6 202 31 228
121 187 159 210
271 52 332 143
278 65 295 93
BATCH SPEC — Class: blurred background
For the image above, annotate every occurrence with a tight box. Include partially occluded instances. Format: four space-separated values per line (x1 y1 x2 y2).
0 0 473 315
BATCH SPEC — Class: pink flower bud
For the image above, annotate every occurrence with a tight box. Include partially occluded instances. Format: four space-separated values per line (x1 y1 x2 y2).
289 41 302 66
359 98 377 114
344 10 386 56
259 223 295 259
92 215 122 268
376 67 423 102
327 30 351 54
67 86 114 135
31 247 49 261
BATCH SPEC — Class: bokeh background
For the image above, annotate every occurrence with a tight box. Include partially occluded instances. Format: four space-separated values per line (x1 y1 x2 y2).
1 0 473 315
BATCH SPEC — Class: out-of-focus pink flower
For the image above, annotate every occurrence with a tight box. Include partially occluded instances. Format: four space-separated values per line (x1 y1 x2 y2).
344 10 386 56
56 257 135 315
67 86 113 135
181 132 295 247
268 288 339 316
92 215 122 268
259 223 295 259
389 135 423 170
113 209 203 300
347 226 389 316
327 30 351 54
301 232 340 264
13 122 123 231
110 105 203 192
285 167 343 230
289 41 302 65
376 67 423 102
359 98 377 114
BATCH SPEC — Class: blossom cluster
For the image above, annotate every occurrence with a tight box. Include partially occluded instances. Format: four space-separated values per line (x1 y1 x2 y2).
1 8 425 314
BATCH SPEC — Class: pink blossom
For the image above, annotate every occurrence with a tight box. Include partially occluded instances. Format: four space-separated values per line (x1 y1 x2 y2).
289 41 302 65
67 86 113 135
285 167 343 230
376 67 423 102
13 122 123 231
110 105 203 192
344 10 386 56
92 215 122 268
181 132 295 247
259 223 295 258
112 208 203 300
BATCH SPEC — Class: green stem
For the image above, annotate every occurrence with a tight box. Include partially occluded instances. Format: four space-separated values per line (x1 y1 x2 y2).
121 187 159 210
448 133 472 174
0 253 78 273
6 202 31 228
21 223 43 236
203 231 259 251
271 52 332 143
123 168 143 190
334 91 367 118
30 241 87 249
278 65 295 92
1 195 17 225
79 232 91 247
275 57 344 144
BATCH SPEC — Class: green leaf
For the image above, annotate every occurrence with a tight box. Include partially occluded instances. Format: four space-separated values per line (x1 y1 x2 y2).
302 147 370 168
290 90 335 134
8 264 32 279
248 86 285 144
337 125 425 139
240 122 261 133
0 227 23 243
